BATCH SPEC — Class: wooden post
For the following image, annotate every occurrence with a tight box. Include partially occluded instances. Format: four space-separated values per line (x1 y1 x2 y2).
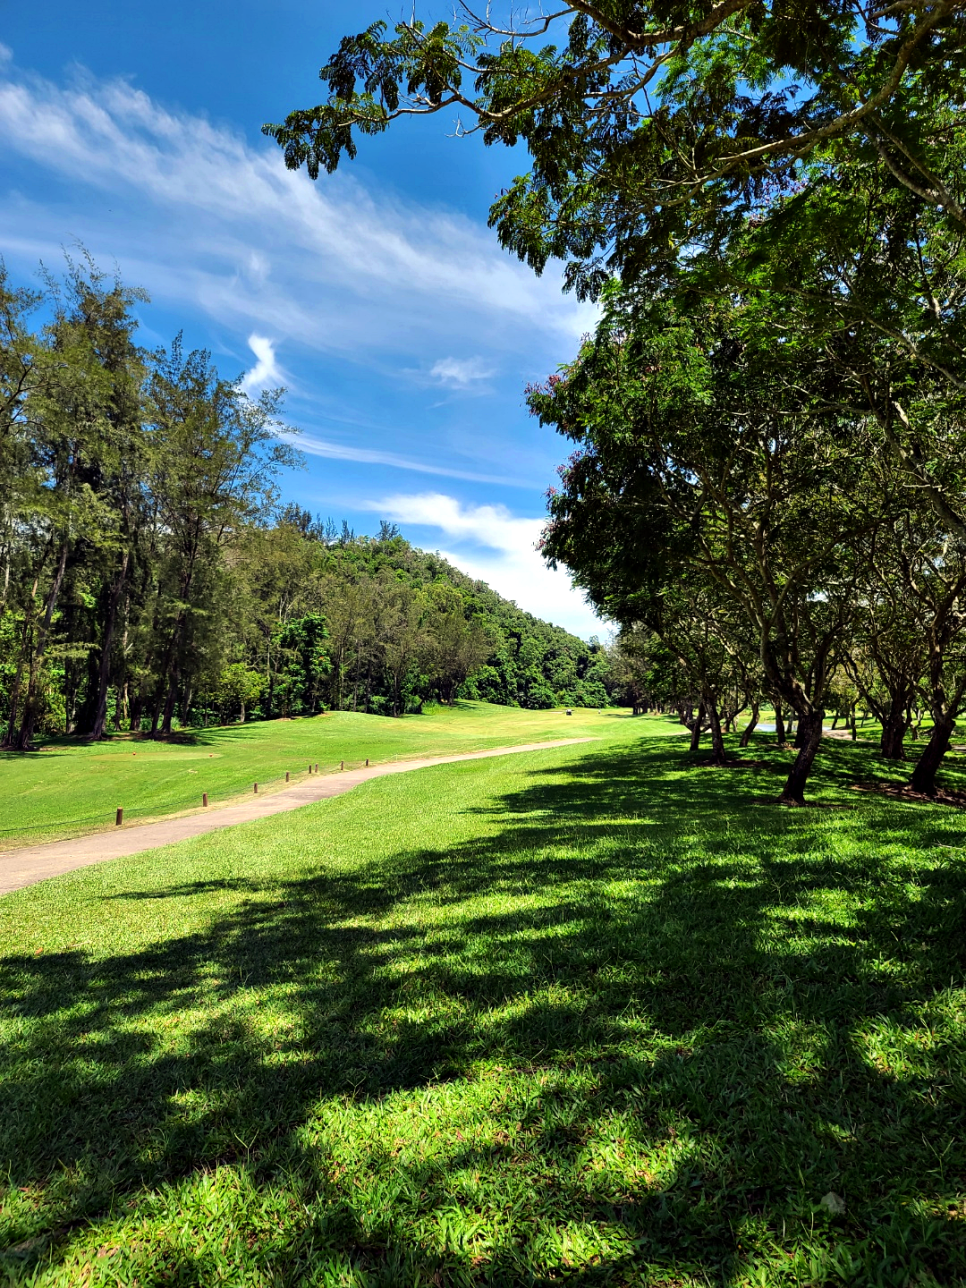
314 762 318 773
365 758 369 767
308 764 312 775
340 760 344 771
253 783 258 794
285 771 290 782
202 793 208 808
115 807 123 827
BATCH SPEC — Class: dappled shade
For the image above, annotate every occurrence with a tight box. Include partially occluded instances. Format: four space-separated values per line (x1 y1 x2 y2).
2 734 966 1283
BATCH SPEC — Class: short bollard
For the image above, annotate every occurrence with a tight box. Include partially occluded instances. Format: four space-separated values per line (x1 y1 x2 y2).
253 783 258 794
340 760 344 771
315 762 318 773
203 793 209 808
365 758 369 767
308 764 312 775
285 771 290 782
115 807 123 827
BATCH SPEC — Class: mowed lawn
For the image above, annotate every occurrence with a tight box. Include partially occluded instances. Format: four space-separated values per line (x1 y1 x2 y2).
0 703 646 847
3 730 966 1285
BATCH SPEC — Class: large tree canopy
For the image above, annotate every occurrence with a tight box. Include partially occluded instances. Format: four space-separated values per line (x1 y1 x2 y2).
265 0 966 296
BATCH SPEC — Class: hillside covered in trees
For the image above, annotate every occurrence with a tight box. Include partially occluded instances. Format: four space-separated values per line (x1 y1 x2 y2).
0 257 609 745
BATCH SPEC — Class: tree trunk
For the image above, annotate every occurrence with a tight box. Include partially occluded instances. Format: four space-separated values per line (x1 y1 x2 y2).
689 701 705 752
779 709 824 806
89 550 131 741
910 717 955 796
160 665 180 736
774 701 786 745
707 696 727 765
879 707 908 761
740 701 760 748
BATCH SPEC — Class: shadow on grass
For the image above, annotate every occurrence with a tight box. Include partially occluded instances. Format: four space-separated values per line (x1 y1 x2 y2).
2 736 966 1284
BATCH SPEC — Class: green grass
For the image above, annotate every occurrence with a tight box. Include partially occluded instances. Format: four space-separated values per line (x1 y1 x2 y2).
2 728 966 1285
0 702 652 847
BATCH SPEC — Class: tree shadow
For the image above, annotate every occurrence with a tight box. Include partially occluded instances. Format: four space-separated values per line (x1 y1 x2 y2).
2 736 966 1283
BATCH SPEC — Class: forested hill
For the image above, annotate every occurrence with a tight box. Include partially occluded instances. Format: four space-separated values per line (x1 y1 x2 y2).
212 512 611 727
0 261 609 746
4 506 611 743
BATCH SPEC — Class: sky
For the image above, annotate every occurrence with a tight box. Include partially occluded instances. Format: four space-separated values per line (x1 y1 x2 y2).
0 1 606 637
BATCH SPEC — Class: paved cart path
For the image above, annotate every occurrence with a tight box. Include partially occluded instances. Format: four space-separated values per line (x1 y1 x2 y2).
0 738 597 897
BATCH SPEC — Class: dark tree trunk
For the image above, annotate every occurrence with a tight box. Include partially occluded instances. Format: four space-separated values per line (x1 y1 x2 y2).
910 718 955 796
89 550 130 741
774 702 786 745
880 707 909 761
707 697 727 765
160 664 180 736
740 701 760 748
779 708 824 806
689 701 705 752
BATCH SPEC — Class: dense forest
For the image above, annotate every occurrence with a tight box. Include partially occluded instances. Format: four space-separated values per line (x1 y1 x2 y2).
0 257 610 746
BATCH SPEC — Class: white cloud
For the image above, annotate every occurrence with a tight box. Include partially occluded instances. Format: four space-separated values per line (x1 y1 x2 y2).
240 334 281 394
0 58 595 367
0 44 12 70
282 432 531 487
368 492 604 638
429 357 495 389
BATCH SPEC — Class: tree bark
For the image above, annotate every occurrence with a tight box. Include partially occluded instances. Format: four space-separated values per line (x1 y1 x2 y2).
89 550 130 741
707 695 727 764
689 701 705 751
774 701 786 745
779 709 824 806
879 706 909 760
910 717 955 796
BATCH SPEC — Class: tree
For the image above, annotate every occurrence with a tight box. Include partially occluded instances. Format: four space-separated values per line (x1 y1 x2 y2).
266 2 966 297
142 339 298 737
532 287 883 803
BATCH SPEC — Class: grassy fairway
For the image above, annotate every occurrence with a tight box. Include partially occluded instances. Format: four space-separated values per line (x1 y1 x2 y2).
3 730 966 1285
0 702 644 847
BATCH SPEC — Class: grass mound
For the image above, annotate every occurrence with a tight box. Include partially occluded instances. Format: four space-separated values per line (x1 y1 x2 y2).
1 732 965 1285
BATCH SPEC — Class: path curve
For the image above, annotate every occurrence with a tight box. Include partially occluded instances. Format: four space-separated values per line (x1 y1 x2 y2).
0 738 597 897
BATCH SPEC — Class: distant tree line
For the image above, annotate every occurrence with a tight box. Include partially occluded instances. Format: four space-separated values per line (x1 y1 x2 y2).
0 257 610 746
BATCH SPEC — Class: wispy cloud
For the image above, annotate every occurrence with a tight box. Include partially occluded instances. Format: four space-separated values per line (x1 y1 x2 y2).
240 334 281 394
429 357 495 389
286 434 531 487
367 492 603 637
0 56 595 368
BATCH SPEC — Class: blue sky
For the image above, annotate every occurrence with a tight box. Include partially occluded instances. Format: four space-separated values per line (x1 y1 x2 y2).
0 1 604 636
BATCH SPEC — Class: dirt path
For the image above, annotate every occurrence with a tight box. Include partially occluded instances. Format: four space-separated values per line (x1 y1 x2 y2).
0 738 597 898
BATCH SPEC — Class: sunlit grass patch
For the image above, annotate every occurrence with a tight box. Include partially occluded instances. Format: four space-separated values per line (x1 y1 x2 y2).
2 732 966 1284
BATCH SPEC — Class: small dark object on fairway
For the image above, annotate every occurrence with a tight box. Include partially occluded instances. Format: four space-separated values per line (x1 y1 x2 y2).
566 709 572 716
